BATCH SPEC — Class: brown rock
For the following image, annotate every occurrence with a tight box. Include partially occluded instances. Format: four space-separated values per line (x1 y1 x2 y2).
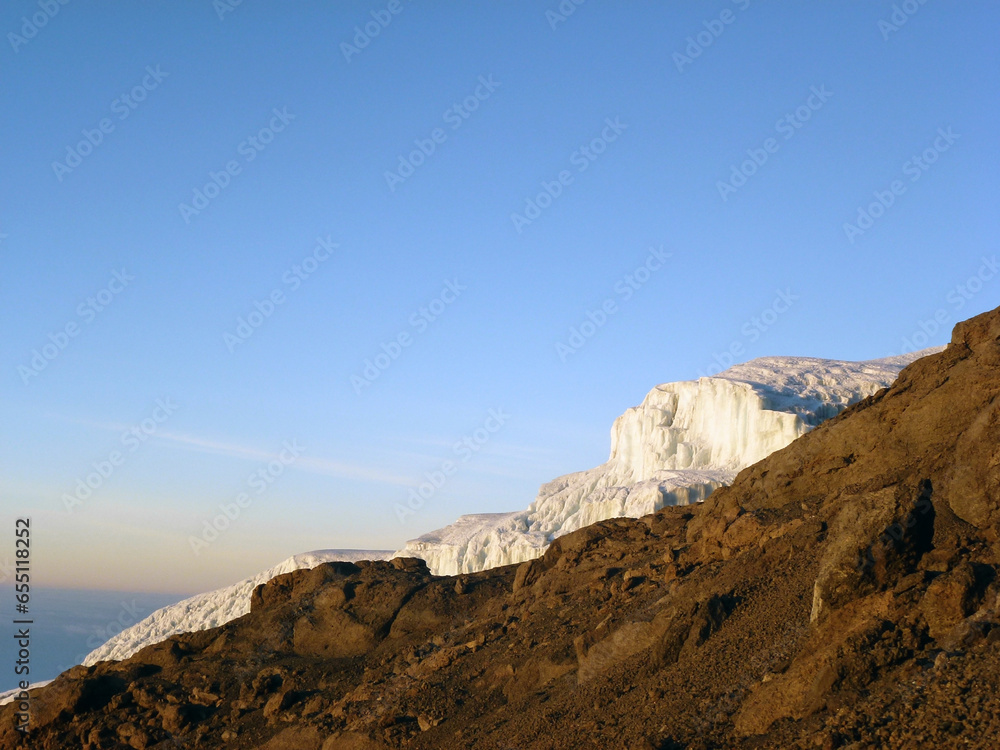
9 308 1000 750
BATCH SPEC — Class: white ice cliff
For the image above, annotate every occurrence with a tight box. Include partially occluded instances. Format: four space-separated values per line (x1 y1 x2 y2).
394 353 937 576
83 549 393 666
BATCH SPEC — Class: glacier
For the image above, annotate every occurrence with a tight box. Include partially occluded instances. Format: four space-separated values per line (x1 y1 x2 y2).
394 353 937 576
83 549 393 666
82 350 936 667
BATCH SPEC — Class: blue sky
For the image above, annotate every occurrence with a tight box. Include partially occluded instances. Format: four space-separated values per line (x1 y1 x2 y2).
2 1 997 593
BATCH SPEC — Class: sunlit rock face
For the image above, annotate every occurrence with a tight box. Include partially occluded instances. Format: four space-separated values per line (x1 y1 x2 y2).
82 549 393 665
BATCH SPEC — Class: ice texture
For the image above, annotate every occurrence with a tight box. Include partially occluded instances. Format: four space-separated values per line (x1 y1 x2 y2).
395 352 936 575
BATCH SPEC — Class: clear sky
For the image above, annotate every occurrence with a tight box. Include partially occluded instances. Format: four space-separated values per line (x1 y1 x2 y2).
2 1 997 593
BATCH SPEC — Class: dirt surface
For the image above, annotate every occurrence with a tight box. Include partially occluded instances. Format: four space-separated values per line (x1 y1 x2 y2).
5 307 1000 749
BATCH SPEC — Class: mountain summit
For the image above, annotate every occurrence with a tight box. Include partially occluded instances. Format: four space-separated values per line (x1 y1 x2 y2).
6 309 999 748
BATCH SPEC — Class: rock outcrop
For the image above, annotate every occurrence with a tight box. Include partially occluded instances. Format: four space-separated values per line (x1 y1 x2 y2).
83 550 394 667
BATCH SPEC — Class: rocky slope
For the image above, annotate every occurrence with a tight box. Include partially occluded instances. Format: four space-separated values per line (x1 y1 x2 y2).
74 354 929 673
397 353 933 575
83 550 394 667
5 310 999 749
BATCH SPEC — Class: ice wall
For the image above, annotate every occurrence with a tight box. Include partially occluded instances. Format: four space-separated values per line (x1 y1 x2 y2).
397 352 937 575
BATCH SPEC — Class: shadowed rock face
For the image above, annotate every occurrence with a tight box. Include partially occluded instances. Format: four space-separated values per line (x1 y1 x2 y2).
5 308 1000 749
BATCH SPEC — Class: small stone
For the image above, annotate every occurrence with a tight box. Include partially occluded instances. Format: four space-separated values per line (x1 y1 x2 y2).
417 714 441 731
